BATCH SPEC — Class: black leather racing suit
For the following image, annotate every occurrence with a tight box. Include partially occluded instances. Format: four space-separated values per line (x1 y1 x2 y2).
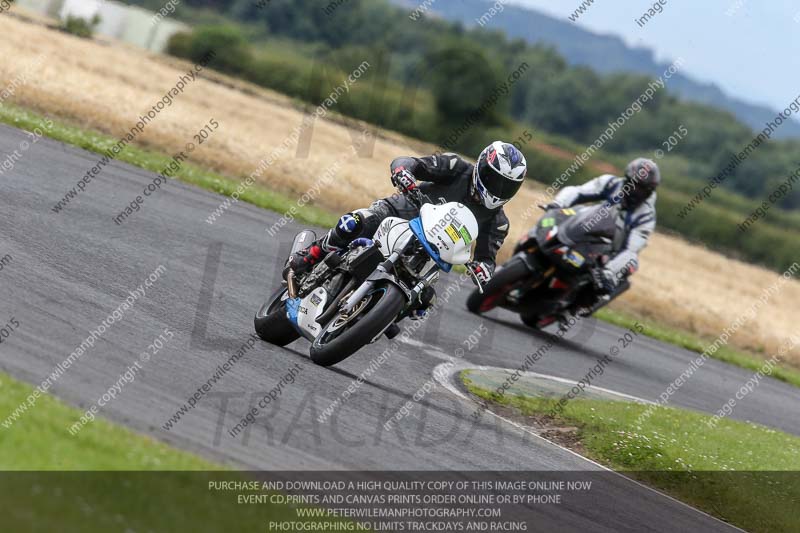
324 153 511 274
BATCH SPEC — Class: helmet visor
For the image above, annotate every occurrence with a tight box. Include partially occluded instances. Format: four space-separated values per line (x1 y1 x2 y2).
623 180 655 206
476 159 524 201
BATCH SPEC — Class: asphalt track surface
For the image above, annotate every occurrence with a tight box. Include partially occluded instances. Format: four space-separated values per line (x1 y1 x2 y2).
2 124 799 530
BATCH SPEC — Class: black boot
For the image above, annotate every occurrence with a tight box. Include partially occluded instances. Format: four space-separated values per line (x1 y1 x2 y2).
409 286 436 320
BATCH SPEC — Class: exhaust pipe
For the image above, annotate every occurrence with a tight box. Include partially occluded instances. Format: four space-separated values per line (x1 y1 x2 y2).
285 230 316 299
286 271 297 298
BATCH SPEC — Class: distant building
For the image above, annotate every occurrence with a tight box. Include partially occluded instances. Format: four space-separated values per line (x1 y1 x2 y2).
14 0 189 53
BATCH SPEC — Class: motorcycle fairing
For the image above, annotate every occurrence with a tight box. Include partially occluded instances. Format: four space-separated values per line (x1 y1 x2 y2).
418 202 478 266
373 217 414 259
536 205 617 272
409 217 452 272
286 287 329 340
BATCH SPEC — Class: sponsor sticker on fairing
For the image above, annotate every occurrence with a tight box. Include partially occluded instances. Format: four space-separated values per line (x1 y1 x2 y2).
445 224 461 243
459 226 473 245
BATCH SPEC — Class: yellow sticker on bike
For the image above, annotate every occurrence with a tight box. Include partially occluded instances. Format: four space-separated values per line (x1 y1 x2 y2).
445 224 461 243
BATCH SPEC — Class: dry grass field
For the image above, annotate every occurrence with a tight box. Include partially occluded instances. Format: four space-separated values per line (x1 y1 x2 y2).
1 14 797 366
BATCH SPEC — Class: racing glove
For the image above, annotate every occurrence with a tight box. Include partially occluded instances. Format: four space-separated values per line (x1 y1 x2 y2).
591 267 617 295
467 261 493 286
391 167 417 193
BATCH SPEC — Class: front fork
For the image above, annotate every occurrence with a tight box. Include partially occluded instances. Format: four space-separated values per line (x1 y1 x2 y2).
340 251 439 315
340 251 401 314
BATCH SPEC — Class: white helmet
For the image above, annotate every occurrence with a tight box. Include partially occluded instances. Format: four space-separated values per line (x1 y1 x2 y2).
472 141 527 209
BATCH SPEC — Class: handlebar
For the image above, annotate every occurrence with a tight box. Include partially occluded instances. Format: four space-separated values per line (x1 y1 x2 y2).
397 185 431 210
466 263 485 294
394 177 482 291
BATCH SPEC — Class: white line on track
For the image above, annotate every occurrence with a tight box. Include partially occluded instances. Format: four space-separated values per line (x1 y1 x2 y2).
399 337 454 361
433 362 744 532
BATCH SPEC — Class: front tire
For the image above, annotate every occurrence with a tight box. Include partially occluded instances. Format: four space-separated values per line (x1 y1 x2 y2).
310 283 406 367
467 257 533 314
254 288 301 346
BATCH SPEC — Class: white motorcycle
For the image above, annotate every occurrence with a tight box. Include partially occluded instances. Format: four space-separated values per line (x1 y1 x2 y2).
255 189 484 367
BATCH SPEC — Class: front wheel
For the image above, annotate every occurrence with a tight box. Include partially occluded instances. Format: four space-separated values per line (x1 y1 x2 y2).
310 283 406 367
254 287 301 346
467 257 533 314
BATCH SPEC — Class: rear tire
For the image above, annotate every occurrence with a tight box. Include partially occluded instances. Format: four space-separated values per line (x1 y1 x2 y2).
254 288 301 346
520 313 542 329
310 283 406 367
466 257 532 314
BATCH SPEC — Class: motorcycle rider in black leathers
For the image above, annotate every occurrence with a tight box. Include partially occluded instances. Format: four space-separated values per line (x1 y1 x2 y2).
286 141 529 317
551 157 660 316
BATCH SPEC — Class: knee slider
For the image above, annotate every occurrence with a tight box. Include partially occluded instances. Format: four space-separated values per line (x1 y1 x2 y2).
334 209 378 240
335 212 363 237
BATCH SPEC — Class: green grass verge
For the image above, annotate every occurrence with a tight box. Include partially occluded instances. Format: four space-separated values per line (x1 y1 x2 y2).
595 307 800 388
0 371 349 531
0 104 338 229
2 102 796 388
463 376 800 533
0 370 213 470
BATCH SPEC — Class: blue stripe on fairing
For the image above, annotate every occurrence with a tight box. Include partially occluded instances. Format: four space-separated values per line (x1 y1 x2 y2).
408 217 453 273
285 297 301 326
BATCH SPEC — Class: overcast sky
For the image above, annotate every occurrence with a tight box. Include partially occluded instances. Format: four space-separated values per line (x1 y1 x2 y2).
509 0 800 112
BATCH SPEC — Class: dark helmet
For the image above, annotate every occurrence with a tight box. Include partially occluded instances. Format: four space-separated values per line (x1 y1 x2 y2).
621 157 660 208
472 141 528 209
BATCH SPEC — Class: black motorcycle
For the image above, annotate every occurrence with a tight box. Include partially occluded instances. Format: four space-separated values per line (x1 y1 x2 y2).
466 203 629 328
